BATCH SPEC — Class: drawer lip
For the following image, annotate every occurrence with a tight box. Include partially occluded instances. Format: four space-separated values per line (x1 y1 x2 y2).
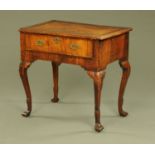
26 49 94 59
24 34 93 59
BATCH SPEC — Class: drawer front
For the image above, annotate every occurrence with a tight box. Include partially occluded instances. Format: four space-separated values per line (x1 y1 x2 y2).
63 38 92 58
25 34 93 58
25 35 49 52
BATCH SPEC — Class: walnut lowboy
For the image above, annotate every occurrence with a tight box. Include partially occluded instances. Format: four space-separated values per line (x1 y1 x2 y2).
19 20 132 132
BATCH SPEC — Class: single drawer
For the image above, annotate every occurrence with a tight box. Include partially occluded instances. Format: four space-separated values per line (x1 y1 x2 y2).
25 34 93 58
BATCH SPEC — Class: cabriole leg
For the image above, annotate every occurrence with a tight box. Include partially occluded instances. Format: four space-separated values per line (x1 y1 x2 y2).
87 70 106 132
19 61 32 117
118 60 131 117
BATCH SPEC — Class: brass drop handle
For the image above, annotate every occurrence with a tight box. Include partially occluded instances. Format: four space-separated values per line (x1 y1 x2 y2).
53 37 61 44
36 40 44 46
69 43 80 50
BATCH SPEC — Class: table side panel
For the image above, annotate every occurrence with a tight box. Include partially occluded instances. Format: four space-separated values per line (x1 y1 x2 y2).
97 33 129 69
110 33 128 62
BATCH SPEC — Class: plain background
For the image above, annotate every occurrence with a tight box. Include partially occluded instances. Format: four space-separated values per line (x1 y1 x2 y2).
0 11 155 143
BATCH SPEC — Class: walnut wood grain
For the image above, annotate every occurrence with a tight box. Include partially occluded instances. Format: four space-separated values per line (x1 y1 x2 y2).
25 34 49 52
25 34 93 58
87 70 106 132
19 20 132 40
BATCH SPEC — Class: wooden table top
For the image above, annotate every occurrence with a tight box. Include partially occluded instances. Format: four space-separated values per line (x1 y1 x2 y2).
19 20 132 40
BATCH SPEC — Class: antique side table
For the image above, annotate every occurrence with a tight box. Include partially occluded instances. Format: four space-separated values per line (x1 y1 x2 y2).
19 20 132 132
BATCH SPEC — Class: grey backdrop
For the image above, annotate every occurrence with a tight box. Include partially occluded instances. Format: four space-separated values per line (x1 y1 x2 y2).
0 11 155 143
